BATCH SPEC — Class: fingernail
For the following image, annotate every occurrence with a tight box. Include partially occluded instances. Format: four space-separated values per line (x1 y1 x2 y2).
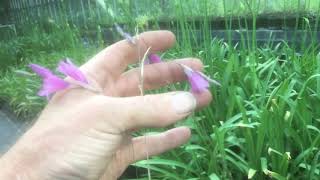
171 92 197 114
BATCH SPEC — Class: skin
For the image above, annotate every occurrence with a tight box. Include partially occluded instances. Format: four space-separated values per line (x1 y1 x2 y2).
0 31 212 180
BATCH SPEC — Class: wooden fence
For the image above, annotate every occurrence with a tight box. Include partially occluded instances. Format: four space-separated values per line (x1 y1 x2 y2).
3 0 106 26
1 0 170 27
3 0 315 28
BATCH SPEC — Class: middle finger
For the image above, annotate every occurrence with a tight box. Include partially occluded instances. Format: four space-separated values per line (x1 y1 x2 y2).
115 58 203 96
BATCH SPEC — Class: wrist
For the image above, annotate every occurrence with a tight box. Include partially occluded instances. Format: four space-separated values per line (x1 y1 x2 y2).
0 131 43 179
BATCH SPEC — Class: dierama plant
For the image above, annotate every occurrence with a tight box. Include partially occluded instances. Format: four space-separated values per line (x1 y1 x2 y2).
179 63 221 93
29 58 99 99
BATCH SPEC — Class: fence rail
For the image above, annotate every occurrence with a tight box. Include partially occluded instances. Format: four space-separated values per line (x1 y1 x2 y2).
1 0 171 27
1 0 318 28
4 0 104 26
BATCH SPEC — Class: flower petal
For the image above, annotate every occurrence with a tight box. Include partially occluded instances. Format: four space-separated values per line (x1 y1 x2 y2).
197 71 222 87
38 75 69 97
29 64 53 78
188 71 210 93
57 58 88 84
148 53 162 64
179 63 210 93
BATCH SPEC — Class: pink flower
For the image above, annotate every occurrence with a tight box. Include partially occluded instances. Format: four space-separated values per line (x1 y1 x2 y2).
29 64 52 78
185 70 210 93
29 59 88 98
147 53 162 64
57 58 88 84
29 64 69 98
37 75 69 97
180 64 221 93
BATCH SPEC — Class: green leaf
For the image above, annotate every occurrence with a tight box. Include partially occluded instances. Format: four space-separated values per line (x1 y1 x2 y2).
133 163 180 180
135 159 196 173
185 145 207 152
209 173 220 180
248 168 257 179
96 0 106 10
107 8 115 18
261 157 268 174
261 158 287 180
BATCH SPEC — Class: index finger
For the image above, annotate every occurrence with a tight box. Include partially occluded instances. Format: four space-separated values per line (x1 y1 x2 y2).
81 31 176 87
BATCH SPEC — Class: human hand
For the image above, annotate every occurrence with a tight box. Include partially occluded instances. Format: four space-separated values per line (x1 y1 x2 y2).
0 31 212 180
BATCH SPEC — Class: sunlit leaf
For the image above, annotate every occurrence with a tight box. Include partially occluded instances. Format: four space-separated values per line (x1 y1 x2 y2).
96 0 106 10
209 173 220 180
248 168 257 179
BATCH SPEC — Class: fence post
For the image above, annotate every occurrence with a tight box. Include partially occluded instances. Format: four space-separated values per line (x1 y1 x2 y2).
18 0 22 24
8 0 13 23
52 0 58 22
14 0 18 24
36 0 40 20
68 0 73 25
18 0 22 23
5 0 112 28
22 0 27 23
80 0 86 27
47 0 52 19
96 0 102 21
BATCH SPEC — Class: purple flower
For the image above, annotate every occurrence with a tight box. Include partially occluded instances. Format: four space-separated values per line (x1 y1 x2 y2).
57 58 88 84
147 53 162 64
29 64 69 98
29 64 52 78
29 59 89 98
186 71 210 93
38 75 69 97
179 64 221 93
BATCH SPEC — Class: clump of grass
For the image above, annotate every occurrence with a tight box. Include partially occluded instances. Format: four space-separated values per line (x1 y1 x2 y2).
132 39 320 180
0 20 103 118
3 0 320 179
0 45 99 118
129 0 320 179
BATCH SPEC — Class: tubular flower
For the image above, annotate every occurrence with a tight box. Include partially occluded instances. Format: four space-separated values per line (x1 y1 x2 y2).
57 58 88 84
147 53 162 64
29 64 69 98
29 59 90 98
179 64 221 93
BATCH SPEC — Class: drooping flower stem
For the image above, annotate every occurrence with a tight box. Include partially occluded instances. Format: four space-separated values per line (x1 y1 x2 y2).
115 23 136 45
178 63 221 93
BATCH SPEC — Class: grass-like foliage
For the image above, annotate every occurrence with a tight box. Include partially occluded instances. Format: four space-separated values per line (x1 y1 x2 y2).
0 23 100 117
133 39 320 179
1 0 320 179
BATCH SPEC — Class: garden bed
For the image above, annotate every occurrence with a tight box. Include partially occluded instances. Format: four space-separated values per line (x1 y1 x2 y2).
2 6 320 178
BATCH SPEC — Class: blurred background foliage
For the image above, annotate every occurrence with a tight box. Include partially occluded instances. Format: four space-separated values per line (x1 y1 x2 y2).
2 0 320 179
